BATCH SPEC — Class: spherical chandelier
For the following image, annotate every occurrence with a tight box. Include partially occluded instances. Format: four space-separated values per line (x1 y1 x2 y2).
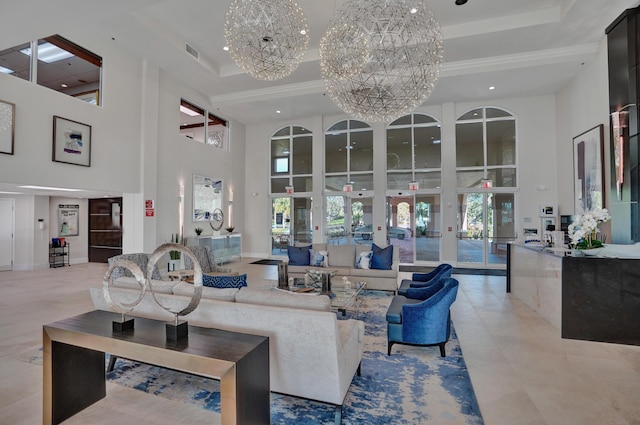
320 0 444 122
224 0 310 81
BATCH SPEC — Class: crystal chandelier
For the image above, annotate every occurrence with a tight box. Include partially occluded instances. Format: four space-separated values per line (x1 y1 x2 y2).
224 0 310 81
320 0 443 122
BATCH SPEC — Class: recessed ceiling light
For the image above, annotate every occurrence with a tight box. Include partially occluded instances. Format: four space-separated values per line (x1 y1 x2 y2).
223 46 229 51
61 83 68 88
300 30 306 35
410 7 417 13
276 110 281 114
489 86 495 90
19 185 82 192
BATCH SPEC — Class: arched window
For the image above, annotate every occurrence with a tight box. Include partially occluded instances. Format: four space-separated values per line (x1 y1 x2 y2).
270 125 312 194
455 107 517 266
269 125 313 253
455 107 516 188
387 113 441 190
325 119 373 191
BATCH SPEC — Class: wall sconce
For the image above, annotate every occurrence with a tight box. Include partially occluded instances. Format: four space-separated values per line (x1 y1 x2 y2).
611 105 632 201
343 183 353 193
285 186 294 194
409 181 419 191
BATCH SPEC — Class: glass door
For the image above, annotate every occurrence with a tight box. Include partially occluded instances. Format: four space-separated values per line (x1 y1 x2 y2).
415 194 441 262
326 195 374 245
386 195 414 264
457 192 515 265
271 197 290 255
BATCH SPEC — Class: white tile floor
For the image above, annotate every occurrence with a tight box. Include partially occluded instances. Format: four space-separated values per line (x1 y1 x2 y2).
0 259 638 424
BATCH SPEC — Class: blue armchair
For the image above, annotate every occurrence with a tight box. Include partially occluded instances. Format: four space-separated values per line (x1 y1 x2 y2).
397 263 452 296
386 277 459 357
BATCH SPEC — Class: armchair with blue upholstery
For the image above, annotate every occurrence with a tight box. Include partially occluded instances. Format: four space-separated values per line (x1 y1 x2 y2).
397 263 452 296
386 277 459 357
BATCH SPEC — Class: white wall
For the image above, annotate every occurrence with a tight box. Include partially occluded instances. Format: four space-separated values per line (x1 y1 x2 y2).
556 37 614 237
0 31 247 267
153 71 247 249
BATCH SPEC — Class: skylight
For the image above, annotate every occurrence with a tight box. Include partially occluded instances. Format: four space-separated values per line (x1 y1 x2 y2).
0 65 14 74
20 42 74 63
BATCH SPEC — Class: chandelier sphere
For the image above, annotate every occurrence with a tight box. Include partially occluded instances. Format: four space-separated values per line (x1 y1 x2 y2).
320 0 444 122
224 0 309 81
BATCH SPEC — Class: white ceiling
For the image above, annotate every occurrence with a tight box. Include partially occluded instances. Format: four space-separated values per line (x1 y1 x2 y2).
1 0 638 197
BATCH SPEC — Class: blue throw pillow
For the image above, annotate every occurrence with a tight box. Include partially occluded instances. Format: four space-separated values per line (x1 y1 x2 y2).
370 243 393 270
202 273 247 288
405 279 445 301
288 245 311 266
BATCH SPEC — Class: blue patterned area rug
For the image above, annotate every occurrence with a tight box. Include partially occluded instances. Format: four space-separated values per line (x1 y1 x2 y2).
106 291 484 424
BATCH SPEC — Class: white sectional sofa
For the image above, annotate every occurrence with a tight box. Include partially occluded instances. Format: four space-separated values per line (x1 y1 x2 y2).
89 281 364 421
287 243 399 293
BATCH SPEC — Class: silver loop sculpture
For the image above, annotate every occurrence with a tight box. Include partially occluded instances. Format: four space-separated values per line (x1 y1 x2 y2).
147 243 203 319
103 259 147 315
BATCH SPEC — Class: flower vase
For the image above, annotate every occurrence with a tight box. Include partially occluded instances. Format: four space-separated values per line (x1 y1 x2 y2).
581 248 604 256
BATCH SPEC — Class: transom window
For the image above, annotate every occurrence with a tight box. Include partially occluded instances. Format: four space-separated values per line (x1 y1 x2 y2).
325 119 373 191
269 125 313 194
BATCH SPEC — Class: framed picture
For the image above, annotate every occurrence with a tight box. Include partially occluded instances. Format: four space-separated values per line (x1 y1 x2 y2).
58 204 80 236
573 124 604 214
52 116 91 167
0 99 15 155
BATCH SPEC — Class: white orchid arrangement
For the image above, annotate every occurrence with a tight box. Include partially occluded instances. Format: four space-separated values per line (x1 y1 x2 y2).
568 208 611 249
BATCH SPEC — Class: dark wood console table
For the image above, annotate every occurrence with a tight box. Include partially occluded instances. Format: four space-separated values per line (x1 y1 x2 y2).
43 310 269 425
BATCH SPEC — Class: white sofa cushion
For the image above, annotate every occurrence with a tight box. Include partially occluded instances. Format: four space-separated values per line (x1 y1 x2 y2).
113 277 177 294
235 287 331 311
327 245 356 267
171 281 239 302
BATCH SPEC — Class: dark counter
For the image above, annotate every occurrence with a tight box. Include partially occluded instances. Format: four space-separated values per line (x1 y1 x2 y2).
562 256 640 346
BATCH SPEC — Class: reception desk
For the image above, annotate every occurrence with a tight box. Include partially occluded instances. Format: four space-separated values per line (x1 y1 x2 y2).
508 243 640 346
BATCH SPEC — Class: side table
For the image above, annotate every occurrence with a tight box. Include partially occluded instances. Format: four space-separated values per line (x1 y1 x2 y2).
43 310 270 425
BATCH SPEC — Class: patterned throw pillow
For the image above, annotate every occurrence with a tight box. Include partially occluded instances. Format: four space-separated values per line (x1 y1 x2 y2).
309 249 328 267
202 273 247 288
355 251 373 269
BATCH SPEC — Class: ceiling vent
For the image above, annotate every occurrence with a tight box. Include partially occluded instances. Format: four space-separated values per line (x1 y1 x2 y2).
185 43 199 60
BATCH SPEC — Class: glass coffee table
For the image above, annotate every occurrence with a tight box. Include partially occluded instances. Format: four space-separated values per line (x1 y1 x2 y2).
287 277 366 318
329 281 367 317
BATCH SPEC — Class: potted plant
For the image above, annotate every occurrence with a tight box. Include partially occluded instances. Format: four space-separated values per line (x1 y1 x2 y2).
168 233 181 271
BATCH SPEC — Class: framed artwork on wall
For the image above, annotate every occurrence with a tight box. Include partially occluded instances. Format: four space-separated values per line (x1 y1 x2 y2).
58 204 80 236
0 99 15 155
573 124 604 214
52 116 92 167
